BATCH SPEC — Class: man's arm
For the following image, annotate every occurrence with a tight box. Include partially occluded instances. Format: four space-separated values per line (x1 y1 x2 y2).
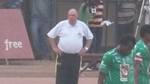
98 71 105 84
84 39 93 49
98 53 113 84
79 22 93 56
134 54 143 84
48 37 62 55
79 39 92 56
47 22 62 55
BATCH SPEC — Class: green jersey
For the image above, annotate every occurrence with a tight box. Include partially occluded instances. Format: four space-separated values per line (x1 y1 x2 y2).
132 40 150 84
99 48 134 84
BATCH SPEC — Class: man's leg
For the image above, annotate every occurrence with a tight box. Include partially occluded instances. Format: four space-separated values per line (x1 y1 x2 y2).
68 55 80 84
89 28 97 53
95 28 103 53
56 55 69 84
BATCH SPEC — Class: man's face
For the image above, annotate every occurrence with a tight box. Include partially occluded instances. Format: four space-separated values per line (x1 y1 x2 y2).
67 10 78 26
85 0 89 5
119 45 133 55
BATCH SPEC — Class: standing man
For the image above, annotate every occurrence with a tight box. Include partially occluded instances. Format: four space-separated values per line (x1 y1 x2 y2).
98 35 136 84
29 0 52 59
133 25 150 84
144 0 150 24
116 0 136 42
47 8 93 84
79 0 104 53
0 0 23 8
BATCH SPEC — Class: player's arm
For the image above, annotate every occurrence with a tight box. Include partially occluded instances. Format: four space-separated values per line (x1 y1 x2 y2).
98 53 113 84
98 71 105 84
133 45 145 84
134 52 143 84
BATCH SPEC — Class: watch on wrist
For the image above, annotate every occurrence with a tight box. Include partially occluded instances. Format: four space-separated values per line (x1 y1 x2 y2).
84 46 89 51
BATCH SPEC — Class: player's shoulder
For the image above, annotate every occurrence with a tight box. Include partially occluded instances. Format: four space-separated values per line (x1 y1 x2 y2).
135 40 145 46
133 40 147 55
134 40 146 50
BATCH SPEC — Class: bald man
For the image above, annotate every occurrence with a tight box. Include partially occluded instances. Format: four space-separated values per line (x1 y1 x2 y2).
47 8 93 84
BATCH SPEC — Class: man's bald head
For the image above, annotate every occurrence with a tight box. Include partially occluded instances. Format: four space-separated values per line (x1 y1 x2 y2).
67 8 78 26
67 8 78 17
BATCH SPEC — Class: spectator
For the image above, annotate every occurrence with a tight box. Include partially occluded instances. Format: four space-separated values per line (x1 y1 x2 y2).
116 1 136 42
79 0 104 53
29 0 52 59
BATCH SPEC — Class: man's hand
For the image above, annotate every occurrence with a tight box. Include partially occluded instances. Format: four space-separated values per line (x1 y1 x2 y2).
101 20 113 26
79 39 92 56
79 48 87 56
52 47 62 55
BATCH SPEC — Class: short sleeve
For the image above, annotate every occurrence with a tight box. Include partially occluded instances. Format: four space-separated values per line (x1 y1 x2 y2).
133 44 146 59
82 23 93 39
47 22 61 38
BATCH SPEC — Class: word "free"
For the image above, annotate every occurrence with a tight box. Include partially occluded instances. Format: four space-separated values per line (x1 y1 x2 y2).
4 39 23 51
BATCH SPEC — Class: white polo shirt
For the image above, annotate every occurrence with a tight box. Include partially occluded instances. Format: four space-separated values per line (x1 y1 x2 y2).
47 20 93 54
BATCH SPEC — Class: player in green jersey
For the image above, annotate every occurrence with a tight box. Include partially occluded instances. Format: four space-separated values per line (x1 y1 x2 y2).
133 25 150 84
98 35 136 84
